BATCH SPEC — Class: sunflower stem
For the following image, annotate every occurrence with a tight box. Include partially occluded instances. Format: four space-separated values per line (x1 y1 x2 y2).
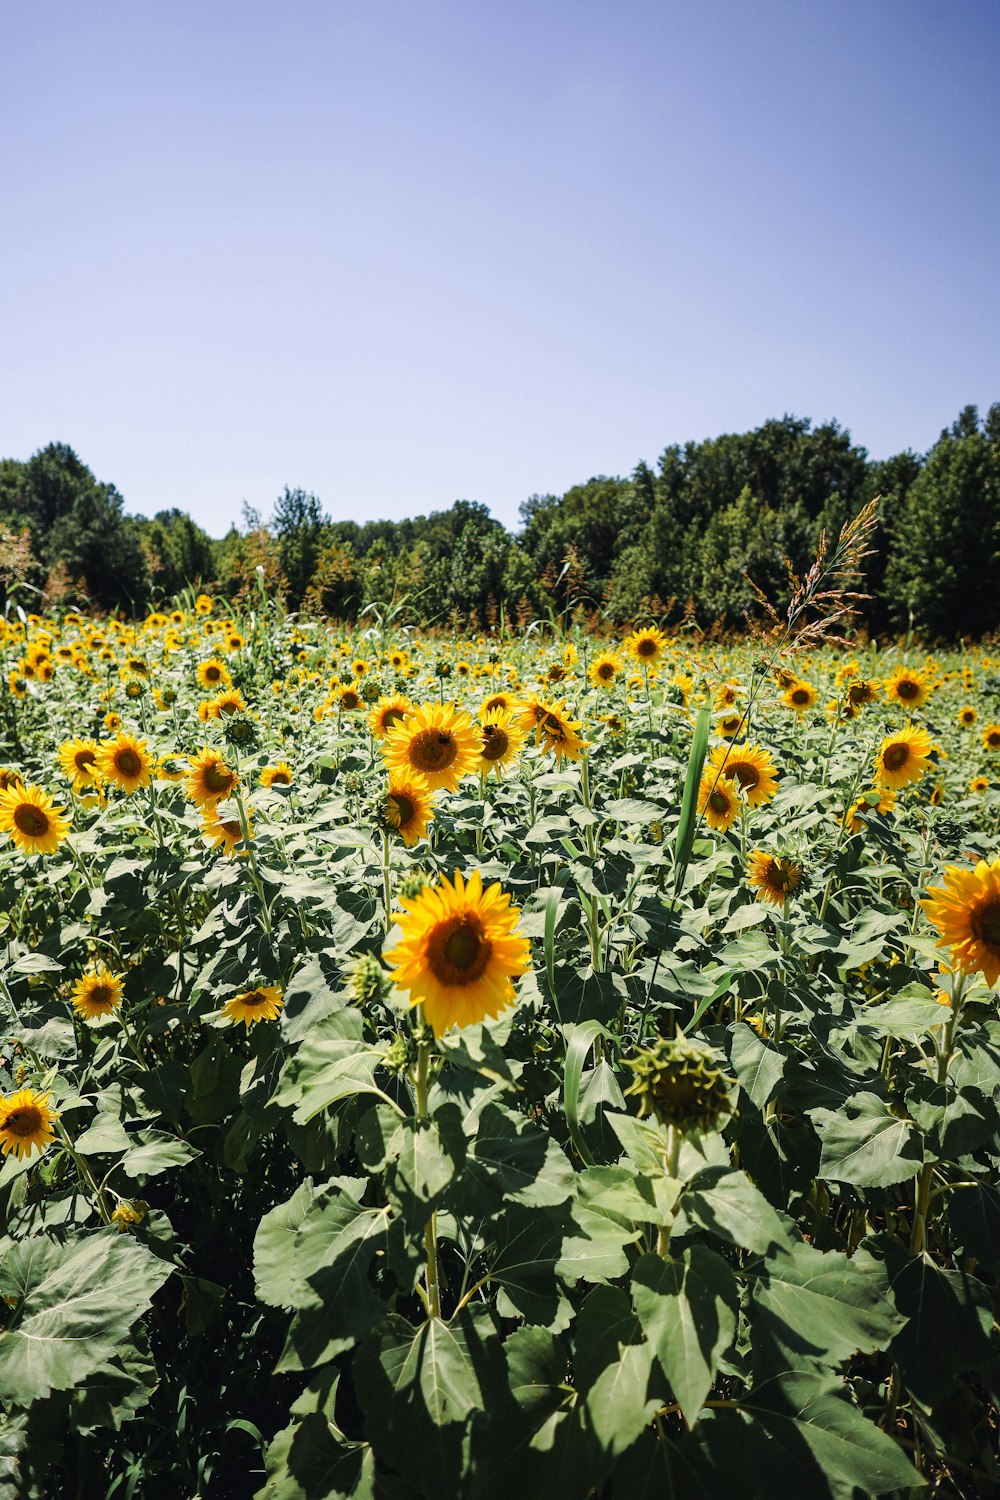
414 1038 441 1319
382 829 393 932
655 1126 681 1256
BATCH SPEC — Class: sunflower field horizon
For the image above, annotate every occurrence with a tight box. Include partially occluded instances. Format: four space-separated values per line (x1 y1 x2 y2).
3 503 1000 1497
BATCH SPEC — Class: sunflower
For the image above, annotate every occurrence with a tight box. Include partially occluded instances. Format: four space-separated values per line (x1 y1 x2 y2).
588 652 623 690
0 767 24 792
982 725 1000 752
260 762 294 788
708 743 779 807
715 713 745 741
845 678 879 708
207 687 248 718
368 695 414 739
97 733 154 794
336 682 364 712
884 668 931 709
57 737 102 791
382 702 481 791
845 787 896 833
782 680 818 713
71 968 124 1021
386 868 531 1036
970 775 990 795
383 774 436 847
747 851 802 907
922 857 1000 987
874 725 936 789
201 803 251 856
698 769 740 832
0 784 70 856
221 985 284 1028
0 1089 59 1159
481 691 516 716
958 706 978 728
186 749 239 807
477 708 526 778
624 626 667 667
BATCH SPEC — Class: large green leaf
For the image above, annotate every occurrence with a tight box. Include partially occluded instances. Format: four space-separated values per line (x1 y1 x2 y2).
809 1092 923 1187
631 1248 738 1427
750 1243 902 1370
0 1232 173 1406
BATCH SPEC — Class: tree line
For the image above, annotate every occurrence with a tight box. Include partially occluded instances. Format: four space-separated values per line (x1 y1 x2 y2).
1 403 998 638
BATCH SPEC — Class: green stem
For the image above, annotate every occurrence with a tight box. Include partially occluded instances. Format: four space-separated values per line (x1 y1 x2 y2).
414 1037 441 1319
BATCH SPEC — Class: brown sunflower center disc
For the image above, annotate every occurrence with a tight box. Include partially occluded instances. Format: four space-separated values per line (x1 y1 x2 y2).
75 750 96 770
709 790 730 814
731 763 760 789
13 805 48 837
429 914 492 984
116 750 142 777
973 901 1000 949
4 1106 42 1137
897 680 919 699
409 730 456 772
390 793 414 824
883 744 910 772
481 726 509 761
204 764 233 793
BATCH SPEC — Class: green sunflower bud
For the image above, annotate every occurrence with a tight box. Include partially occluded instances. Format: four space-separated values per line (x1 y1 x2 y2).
347 952 389 1008
622 1033 735 1133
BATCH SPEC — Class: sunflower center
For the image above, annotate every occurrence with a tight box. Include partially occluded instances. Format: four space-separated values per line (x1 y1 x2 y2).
883 744 910 772
897 680 919 699
342 691 360 709
13 804 48 837
74 750 96 772
428 914 492 985
206 666 221 682
989 733 1000 749
203 763 233 793
791 689 809 705
480 725 509 761
708 790 730 814
381 708 406 730
972 901 1000 950
598 664 614 680
409 730 457 773
220 819 242 839
388 792 415 826
115 749 142 777
730 763 759 790
271 770 291 784
636 638 657 658
3 1105 42 1138
241 990 268 1008
88 985 114 1008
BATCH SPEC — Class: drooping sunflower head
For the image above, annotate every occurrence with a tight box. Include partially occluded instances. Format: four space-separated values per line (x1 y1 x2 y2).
845 787 896 833
221 985 284 1029
477 708 526 778
71 968 124 1021
382 775 435 847
385 869 531 1036
884 667 931 709
97 733 153 794
922 856 1000 988
186 749 239 807
622 1033 735 1132
874 725 936 790
381 702 481 791
201 803 251 857
0 1088 59 1159
747 850 803 907
0 784 70 856
536 701 585 763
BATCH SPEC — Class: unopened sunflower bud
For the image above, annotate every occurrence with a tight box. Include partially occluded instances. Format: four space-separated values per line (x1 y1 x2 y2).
623 1033 734 1133
111 1201 145 1231
347 952 389 1008
397 869 430 900
222 712 260 751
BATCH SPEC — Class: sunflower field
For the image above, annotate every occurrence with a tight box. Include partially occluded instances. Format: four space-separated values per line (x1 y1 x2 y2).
3 533 1000 1498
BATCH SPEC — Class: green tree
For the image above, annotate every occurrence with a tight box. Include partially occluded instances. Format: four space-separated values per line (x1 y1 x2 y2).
885 411 1000 637
271 487 326 610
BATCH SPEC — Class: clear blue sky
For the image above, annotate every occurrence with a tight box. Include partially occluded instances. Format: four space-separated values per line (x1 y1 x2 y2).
2 0 998 535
